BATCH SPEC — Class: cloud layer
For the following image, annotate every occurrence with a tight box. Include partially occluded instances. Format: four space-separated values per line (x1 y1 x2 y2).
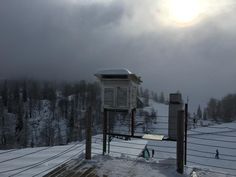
1 0 236 111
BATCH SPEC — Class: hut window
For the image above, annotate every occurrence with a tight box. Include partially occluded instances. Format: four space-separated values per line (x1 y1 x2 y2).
117 87 128 107
104 88 114 107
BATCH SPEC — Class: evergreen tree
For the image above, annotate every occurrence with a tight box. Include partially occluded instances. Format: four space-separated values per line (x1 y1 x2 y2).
68 100 75 141
153 92 158 102
28 80 40 118
22 80 27 103
221 94 236 122
13 82 20 104
159 92 165 103
206 94 236 122
48 86 56 120
22 111 28 147
0 97 6 146
143 89 149 106
15 101 24 146
207 98 218 121
139 87 144 97
197 105 202 119
1 80 8 107
0 79 105 147
7 89 13 113
203 108 207 120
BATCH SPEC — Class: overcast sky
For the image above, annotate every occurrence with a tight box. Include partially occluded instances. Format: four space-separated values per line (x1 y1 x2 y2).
0 0 236 112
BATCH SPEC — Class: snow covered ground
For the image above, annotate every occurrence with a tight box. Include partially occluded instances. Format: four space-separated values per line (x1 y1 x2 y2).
0 142 85 177
83 155 187 177
0 136 147 177
92 134 147 158
0 99 236 177
145 122 236 176
145 100 236 177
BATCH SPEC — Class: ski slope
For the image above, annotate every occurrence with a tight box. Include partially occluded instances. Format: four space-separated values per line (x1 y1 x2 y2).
0 143 84 177
0 99 236 177
145 100 236 176
0 136 147 177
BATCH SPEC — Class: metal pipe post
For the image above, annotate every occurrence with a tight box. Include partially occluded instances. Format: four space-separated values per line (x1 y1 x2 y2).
85 107 92 160
131 109 135 137
103 109 107 155
184 103 188 165
177 110 185 174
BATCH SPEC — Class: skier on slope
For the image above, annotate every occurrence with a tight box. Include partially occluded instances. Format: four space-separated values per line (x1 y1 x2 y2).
215 149 219 159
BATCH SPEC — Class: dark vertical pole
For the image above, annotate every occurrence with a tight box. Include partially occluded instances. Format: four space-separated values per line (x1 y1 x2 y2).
85 107 92 160
108 136 110 154
177 110 185 174
103 109 107 155
107 111 110 154
131 109 135 137
184 103 188 165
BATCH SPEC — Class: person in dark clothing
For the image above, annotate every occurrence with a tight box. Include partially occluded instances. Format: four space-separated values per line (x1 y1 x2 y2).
152 149 155 157
1 135 6 145
143 145 150 160
215 149 219 159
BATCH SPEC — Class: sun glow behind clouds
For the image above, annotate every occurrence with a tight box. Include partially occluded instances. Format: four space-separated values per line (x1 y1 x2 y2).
68 0 113 4
159 0 206 27
169 0 200 23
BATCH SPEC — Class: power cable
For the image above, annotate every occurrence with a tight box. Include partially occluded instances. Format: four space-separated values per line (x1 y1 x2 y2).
187 147 236 158
32 149 84 177
9 143 84 177
0 143 83 175
188 136 236 144
0 146 52 164
187 160 236 171
188 141 236 150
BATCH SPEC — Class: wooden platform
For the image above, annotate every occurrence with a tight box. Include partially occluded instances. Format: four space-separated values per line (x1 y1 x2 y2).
43 159 98 177
142 134 164 141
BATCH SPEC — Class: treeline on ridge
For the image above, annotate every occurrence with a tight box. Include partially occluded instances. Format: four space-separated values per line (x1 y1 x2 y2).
206 93 236 122
0 79 101 149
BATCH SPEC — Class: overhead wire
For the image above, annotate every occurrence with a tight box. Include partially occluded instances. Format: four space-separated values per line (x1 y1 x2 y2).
187 159 236 171
0 146 52 164
188 129 236 137
0 142 84 175
2 115 236 176
32 149 85 177
187 153 236 162
187 147 236 158
0 149 20 155
187 141 236 150
9 143 85 177
188 136 236 144
186 166 236 177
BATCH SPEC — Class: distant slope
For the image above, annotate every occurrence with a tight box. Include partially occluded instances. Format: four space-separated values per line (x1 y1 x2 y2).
0 135 147 177
140 99 236 176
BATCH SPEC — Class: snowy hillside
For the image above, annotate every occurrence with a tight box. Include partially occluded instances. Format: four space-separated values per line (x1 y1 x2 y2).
0 136 147 177
0 80 101 149
0 142 85 177
0 99 235 177
144 99 236 176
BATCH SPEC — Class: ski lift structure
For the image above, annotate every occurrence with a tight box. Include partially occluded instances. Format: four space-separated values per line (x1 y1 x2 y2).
95 68 164 154
95 69 187 173
95 68 141 112
95 68 140 137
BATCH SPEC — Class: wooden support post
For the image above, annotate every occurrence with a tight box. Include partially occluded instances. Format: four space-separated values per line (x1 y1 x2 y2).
169 93 183 140
184 104 188 165
108 135 111 154
103 109 107 155
107 111 110 154
131 109 135 137
85 107 92 160
177 110 185 174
